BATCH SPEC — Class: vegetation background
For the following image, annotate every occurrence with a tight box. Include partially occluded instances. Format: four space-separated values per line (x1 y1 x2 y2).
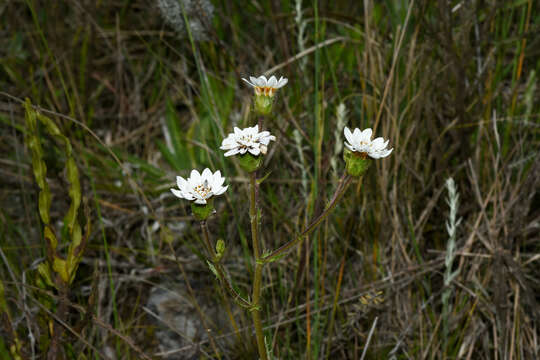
1 0 539 359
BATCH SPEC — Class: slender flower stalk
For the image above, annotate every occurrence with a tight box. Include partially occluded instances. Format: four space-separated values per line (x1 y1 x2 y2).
262 173 353 262
249 172 268 360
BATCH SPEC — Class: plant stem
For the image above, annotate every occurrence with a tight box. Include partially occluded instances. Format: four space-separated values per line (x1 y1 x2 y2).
200 221 252 309
263 174 353 262
48 282 69 360
249 172 268 360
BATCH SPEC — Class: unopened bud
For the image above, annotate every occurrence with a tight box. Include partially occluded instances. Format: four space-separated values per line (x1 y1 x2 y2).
215 239 225 260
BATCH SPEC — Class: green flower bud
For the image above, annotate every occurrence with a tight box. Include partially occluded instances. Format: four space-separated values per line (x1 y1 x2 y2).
254 95 273 116
343 148 370 177
215 239 225 260
191 198 215 221
237 153 263 173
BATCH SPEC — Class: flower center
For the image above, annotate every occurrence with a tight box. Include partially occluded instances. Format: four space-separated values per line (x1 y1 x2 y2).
193 181 212 198
238 135 257 150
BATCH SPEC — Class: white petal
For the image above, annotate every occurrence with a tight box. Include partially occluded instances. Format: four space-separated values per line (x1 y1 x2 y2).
352 128 361 138
369 147 393 159
194 198 207 205
249 147 261 156
277 77 288 87
187 176 197 189
190 169 201 183
234 127 242 136
344 127 354 144
361 128 373 142
224 148 240 157
171 188 184 199
268 75 277 87
247 125 258 135
256 76 267 87
176 176 188 192
182 192 195 200
242 78 255 87
202 168 212 180
381 148 393 157
213 171 224 187
213 176 225 189
344 142 355 152
214 185 228 195
371 137 385 149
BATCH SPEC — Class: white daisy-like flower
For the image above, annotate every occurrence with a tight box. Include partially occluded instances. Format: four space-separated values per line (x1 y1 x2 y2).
220 125 276 157
344 127 393 159
171 169 228 204
242 75 288 97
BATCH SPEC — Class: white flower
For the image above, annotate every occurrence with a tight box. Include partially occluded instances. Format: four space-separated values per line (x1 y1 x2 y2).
343 127 393 159
171 169 228 204
220 125 276 157
242 75 288 97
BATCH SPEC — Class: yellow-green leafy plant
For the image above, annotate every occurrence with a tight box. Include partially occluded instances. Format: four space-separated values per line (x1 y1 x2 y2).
24 99 90 359
169 75 393 360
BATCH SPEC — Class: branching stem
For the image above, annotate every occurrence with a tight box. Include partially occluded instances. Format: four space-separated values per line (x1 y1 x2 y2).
263 174 353 262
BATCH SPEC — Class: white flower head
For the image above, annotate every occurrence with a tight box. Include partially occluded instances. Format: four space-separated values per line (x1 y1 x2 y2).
343 127 393 159
171 169 228 204
242 75 288 97
220 125 276 157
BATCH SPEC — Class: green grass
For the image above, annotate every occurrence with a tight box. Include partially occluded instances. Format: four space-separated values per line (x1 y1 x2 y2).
1 0 539 359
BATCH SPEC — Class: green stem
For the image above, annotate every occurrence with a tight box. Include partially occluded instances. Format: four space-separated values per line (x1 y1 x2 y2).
200 221 252 309
263 174 353 262
249 172 268 360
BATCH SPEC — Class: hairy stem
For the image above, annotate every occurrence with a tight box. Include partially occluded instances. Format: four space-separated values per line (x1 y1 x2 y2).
263 174 353 262
249 171 268 360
